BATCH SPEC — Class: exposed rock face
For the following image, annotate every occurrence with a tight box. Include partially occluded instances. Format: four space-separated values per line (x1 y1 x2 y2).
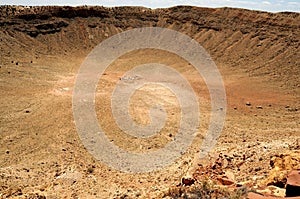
14 19 69 37
260 151 300 189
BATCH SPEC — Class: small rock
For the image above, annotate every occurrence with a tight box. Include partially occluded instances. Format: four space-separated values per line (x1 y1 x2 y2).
181 176 195 186
252 176 264 181
225 170 235 182
255 167 262 172
223 158 229 168
135 192 141 197
288 108 298 112
27 193 46 199
184 192 201 198
217 176 235 185
268 185 286 197
246 102 251 106
87 167 94 174
256 106 263 109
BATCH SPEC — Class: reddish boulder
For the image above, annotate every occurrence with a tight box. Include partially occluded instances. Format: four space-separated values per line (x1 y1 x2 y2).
286 170 300 197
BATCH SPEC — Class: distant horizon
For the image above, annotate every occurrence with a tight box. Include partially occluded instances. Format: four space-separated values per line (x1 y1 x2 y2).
1 5 300 14
1 0 300 13
1 4 300 13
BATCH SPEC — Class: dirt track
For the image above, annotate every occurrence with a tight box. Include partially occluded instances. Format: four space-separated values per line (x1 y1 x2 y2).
0 5 299 198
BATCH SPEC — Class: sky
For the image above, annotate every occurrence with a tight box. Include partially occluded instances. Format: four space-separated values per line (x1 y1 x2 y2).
1 0 300 12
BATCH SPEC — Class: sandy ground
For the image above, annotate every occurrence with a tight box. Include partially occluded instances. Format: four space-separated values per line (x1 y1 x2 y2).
0 48 299 198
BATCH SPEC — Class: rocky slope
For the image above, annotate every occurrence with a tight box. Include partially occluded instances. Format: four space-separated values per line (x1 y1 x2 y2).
1 5 299 89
